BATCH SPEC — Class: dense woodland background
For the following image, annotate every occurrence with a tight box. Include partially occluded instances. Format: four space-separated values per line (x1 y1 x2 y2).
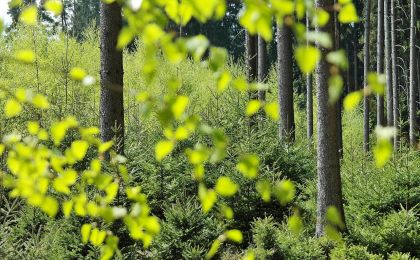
0 0 419 259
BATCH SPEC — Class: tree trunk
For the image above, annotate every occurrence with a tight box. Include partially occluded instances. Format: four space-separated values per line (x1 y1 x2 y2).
377 0 385 126
306 14 313 141
364 0 372 152
391 0 399 148
277 23 295 142
354 41 358 91
384 0 393 126
258 35 268 101
409 0 418 147
334 0 343 158
315 0 345 237
99 1 124 156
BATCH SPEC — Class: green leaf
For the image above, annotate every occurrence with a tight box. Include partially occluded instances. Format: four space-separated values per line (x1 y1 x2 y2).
225 229 243 243
117 27 135 50
81 224 92 244
338 3 359 23
41 196 59 217
245 100 261 116
217 70 231 93
274 180 295 205
295 46 321 74
264 102 280 121
63 200 73 217
205 239 221 259
328 74 344 104
305 31 333 49
5 99 22 118
312 8 330 27
236 154 260 179
215 176 238 197
155 140 174 161
198 184 217 213
326 50 349 70
326 206 344 228
256 179 271 202
32 94 50 109
209 47 227 72
14 49 35 64
172 95 189 120
367 73 385 95
373 138 393 168
288 213 303 234
70 67 87 81
343 91 362 111
71 140 89 161
186 35 209 62
19 6 38 26
44 0 63 16
90 228 107 246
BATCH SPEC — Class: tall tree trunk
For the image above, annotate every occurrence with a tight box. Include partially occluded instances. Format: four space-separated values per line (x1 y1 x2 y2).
277 23 295 142
385 0 393 126
99 1 124 156
354 40 358 91
315 0 345 236
334 0 343 158
246 31 258 127
306 14 313 141
377 0 385 126
258 34 268 101
409 0 418 147
364 0 372 152
391 0 399 148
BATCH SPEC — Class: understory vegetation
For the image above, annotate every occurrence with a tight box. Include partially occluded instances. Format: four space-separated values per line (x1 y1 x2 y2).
0 26 418 259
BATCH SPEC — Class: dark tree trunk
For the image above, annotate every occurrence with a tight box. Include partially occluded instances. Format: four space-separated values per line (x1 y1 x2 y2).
409 0 418 147
246 31 258 127
391 0 399 148
377 0 385 126
334 0 343 158
99 1 124 156
385 0 393 126
306 14 313 141
315 0 345 236
354 41 358 91
258 35 268 101
277 23 295 142
364 0 372 152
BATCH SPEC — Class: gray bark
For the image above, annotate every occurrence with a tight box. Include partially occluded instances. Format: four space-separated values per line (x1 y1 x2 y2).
385 0 393 126
277 23 295 142
315 0 345 236
258 35 268 101
409 0 418 146
354 42 358 91
307 14 313 141
391 0 399 148
377 0 385 126
100 1 124 155
364 0 372 152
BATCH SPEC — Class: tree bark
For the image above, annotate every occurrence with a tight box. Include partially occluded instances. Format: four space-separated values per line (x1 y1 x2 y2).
277 23 295 142
391 0 399 148
258 35 268 101
364 0 372 152
100 1 124 156
377 0 385 126
384 0 393 126
409 0 418 147
306 14 313 141
315 0 345 237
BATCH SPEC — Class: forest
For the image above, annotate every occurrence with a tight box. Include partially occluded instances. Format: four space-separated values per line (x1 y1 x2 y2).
0 0 419 259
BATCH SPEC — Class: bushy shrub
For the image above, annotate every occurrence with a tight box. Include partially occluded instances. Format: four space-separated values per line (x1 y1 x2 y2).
330 245 383 260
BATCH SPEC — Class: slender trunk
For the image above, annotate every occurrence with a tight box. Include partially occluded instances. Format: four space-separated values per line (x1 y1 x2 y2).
100 1 125 156
246 31 258 127
258 35 268 101
385 0 393 126
306 14 313 141
277 23 295 142
354 41 358 91
409 0 418 147
315 0 345 236
364 0 372 152
377 0 385 126
391 0 399 148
